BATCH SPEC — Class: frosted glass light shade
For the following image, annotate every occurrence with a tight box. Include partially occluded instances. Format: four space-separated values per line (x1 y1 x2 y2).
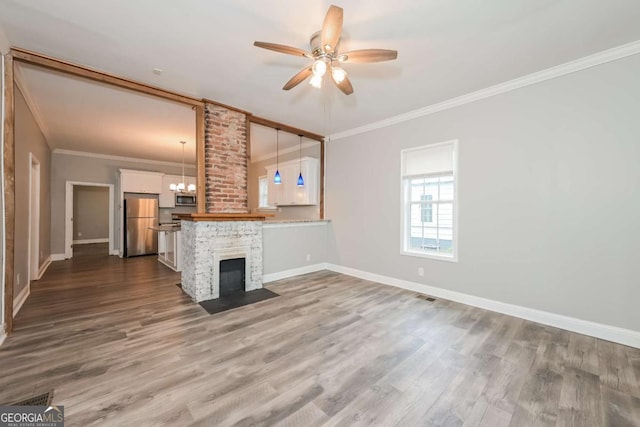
309 74 323 89
169 183 177 191
331 66 346 84
187 184 196 192
312 59 327 76
176 182 186 192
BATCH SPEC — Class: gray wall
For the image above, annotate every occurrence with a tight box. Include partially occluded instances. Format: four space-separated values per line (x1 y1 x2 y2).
326 54 640 333
248 144 321 220
50 152 195 254
263 223 328 275
14 86 51 297
73 186 109 241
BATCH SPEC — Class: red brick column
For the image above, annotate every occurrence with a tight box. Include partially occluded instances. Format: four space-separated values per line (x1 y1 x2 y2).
204 103 248 213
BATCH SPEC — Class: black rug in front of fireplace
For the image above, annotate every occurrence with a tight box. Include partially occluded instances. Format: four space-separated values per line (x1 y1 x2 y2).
198 288 280 315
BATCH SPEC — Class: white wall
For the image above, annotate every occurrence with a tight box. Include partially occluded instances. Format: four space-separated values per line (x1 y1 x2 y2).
326 54 640 333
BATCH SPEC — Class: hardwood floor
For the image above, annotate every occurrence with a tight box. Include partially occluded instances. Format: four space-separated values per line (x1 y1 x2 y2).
1 249 639 426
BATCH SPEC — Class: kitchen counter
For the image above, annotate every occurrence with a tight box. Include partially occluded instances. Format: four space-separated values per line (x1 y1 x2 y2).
149 225 181 232
263 219 330 229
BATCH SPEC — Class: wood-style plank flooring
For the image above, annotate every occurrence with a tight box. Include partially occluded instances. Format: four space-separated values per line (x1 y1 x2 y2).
1 244 639 426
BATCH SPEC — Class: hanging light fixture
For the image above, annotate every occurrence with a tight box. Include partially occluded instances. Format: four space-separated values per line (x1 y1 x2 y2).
274 129 282 184
170 140 188 192
297 134 304 187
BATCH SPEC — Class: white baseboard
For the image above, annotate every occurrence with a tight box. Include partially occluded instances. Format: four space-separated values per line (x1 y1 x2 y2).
73 238 108 245
263 263 328 283
110 250 119 256
51 253 66 261
37 256 52 280
325 263 640 349
13 284 30 317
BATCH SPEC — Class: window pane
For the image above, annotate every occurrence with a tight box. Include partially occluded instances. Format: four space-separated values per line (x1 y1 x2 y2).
420 195 433 222
410 178 425 202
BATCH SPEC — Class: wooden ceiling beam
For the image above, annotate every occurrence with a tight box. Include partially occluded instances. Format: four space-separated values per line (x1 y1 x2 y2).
250 115 324 142
11 47 204 108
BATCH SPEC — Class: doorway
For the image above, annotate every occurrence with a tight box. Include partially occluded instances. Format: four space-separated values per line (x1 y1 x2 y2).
28 153 40 282
64 182 115 259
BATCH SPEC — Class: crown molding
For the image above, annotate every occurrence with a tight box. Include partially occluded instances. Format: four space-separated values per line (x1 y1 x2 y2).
52 148 196 169
331 39 640 141
14 65 53 147
250 140 319 164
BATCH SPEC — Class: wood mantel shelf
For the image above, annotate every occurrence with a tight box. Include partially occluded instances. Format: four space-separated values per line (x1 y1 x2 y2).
173 213 274 222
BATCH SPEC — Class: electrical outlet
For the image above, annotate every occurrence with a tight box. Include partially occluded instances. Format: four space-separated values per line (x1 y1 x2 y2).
16 273 20 285
306 254 311 262
418 267 424 277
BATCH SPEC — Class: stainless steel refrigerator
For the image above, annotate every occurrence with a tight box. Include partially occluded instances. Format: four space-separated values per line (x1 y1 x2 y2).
124 193 159 257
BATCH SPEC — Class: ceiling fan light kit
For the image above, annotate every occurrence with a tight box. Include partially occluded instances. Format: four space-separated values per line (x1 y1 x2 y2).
254 5 397 95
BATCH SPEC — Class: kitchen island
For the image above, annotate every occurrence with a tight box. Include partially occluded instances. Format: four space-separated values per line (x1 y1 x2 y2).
150 225 182 272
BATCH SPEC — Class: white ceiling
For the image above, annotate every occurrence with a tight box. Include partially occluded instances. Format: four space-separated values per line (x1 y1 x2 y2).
16 63 197 163
3 0 640 159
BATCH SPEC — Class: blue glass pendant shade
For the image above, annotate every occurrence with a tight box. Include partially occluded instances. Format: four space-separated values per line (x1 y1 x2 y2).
297 172 304 187
274 170 282 184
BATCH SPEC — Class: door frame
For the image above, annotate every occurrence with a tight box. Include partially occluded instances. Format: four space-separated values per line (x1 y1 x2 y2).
27 153 40 282
64 181 115 259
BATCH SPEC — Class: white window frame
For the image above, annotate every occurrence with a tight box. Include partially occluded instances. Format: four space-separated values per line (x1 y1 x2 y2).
257 175 276 210
400 140 459 262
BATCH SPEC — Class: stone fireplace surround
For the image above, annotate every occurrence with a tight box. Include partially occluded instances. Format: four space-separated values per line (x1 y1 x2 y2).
178 214 266 302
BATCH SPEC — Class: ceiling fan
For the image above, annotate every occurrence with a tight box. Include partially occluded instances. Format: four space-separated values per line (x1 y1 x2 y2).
254 5 397 95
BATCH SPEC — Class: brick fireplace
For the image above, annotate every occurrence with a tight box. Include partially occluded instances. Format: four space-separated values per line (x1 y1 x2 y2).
180 217 264 302
179 101 266 302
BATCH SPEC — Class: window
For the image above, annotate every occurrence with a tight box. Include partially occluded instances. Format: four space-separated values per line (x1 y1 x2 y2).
258 175 274 209
401 141 457 261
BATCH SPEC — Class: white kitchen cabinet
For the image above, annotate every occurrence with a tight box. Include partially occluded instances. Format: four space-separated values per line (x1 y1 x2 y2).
266 157 320 206
120 169 163 194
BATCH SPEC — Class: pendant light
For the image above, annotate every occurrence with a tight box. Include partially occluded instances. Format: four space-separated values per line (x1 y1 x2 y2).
297 134 304 187
170 141 188 192
274 128 282 184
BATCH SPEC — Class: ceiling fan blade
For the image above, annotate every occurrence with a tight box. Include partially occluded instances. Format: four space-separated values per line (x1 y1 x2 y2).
254 41 311 58
283 67 313 90
321 5 343 53
331 70 353 95
339 49 398 63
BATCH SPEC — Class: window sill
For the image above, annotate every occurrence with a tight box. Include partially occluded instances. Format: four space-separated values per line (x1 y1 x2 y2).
401 250 458 263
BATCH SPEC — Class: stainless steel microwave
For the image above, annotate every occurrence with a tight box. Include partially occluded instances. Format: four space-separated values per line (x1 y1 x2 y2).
175 194 196 206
